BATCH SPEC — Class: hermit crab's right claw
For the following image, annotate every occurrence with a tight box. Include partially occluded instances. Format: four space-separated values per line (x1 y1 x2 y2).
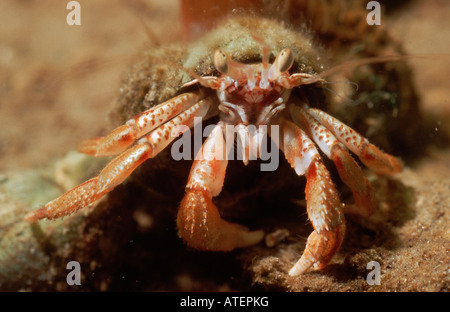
177 124 264 251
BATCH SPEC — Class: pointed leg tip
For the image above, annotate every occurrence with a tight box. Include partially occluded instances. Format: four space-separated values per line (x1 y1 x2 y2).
24 208 47 223
77 138 103 156
288 267 301 276
288 260 313 276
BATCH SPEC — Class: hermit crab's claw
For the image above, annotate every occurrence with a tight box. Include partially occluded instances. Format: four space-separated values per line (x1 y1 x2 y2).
177 124 264 251
268 48 294 81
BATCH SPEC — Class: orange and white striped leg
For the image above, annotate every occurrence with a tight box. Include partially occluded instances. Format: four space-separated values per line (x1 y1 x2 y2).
306 107 403 175
78 92 201 157
280 119 345 276
290 105 376 217
177 124 264 251
25 99 211 222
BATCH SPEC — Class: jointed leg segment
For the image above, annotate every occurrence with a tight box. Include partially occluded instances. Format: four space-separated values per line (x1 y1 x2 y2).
290 104 376 217
177 124 264 251
306 107 403 175
25 85 403 278
25 96 211 222
282 102 403 275
280 119 345 275
78 92 201 157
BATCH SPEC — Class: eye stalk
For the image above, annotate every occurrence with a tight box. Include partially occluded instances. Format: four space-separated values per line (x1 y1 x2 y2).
213 49 254 83
214 50 229 75
268 48 294 81
212 48 294 89
275 49 294 73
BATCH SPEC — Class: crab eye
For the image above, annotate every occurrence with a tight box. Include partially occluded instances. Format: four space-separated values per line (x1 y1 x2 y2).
275 48 294 73
214 49 229 74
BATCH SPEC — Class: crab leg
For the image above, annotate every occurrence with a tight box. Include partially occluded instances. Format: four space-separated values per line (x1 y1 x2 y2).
280 119 345 276
25 99 211 222
78 92 201 157
277 73 322 89
290 104 376 217
305 107 403 175
177 123 264 251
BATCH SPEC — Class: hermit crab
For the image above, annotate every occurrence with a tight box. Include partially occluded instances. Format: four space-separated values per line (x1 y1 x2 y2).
25 16 403 276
